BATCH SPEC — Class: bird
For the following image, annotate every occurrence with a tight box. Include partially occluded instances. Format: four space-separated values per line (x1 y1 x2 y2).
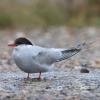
8 37 86 80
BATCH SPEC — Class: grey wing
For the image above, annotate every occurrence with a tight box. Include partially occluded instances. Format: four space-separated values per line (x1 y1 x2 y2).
32 47 81 65
56 48 81 62
32 50 62 65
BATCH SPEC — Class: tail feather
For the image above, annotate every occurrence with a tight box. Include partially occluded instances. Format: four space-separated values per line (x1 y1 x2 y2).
62 48 81 60
56 41 94 62
56 48 81 62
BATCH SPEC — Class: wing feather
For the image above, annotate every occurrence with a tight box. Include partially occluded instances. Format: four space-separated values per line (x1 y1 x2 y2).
32 47 81 65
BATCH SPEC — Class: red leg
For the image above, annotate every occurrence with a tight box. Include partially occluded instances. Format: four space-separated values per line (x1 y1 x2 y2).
38 72 41 79
27 73 30 79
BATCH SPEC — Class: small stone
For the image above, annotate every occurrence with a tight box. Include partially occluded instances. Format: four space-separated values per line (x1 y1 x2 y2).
54 76 57 78
45 86 51 89
60 90 67 96
80 68 89 73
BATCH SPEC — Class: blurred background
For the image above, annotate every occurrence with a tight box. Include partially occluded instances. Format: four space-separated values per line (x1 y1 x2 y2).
0 0 100 71
0 0 100 29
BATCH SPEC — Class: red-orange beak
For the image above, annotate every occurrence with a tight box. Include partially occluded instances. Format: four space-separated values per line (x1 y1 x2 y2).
8 41 16 47
8 44 16 47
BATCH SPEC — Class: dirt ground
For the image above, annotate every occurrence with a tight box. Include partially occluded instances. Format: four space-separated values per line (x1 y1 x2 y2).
0 27 100 100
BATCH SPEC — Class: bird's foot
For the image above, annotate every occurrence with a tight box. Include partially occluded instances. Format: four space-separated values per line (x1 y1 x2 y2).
35 72 42 81
23 73 32 80
37 77 42 81
24 77 32 81
23 72 43 81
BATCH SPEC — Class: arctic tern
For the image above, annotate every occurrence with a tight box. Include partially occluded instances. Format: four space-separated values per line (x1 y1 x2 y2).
8 37 86 79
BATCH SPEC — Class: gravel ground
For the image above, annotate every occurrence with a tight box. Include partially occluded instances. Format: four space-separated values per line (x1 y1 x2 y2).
0 68 100 100
0 27 100 100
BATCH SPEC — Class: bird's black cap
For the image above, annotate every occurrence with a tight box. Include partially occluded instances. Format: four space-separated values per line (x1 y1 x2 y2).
15 37 33 46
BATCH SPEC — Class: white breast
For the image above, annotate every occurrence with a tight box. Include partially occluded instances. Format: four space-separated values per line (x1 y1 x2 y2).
12 45 50 73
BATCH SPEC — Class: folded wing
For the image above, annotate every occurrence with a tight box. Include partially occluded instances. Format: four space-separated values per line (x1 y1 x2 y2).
32 47 81 65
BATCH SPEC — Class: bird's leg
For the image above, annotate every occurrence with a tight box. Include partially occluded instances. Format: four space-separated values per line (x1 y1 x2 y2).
27 73 30 79
24 73 31 80
38 72 41 80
